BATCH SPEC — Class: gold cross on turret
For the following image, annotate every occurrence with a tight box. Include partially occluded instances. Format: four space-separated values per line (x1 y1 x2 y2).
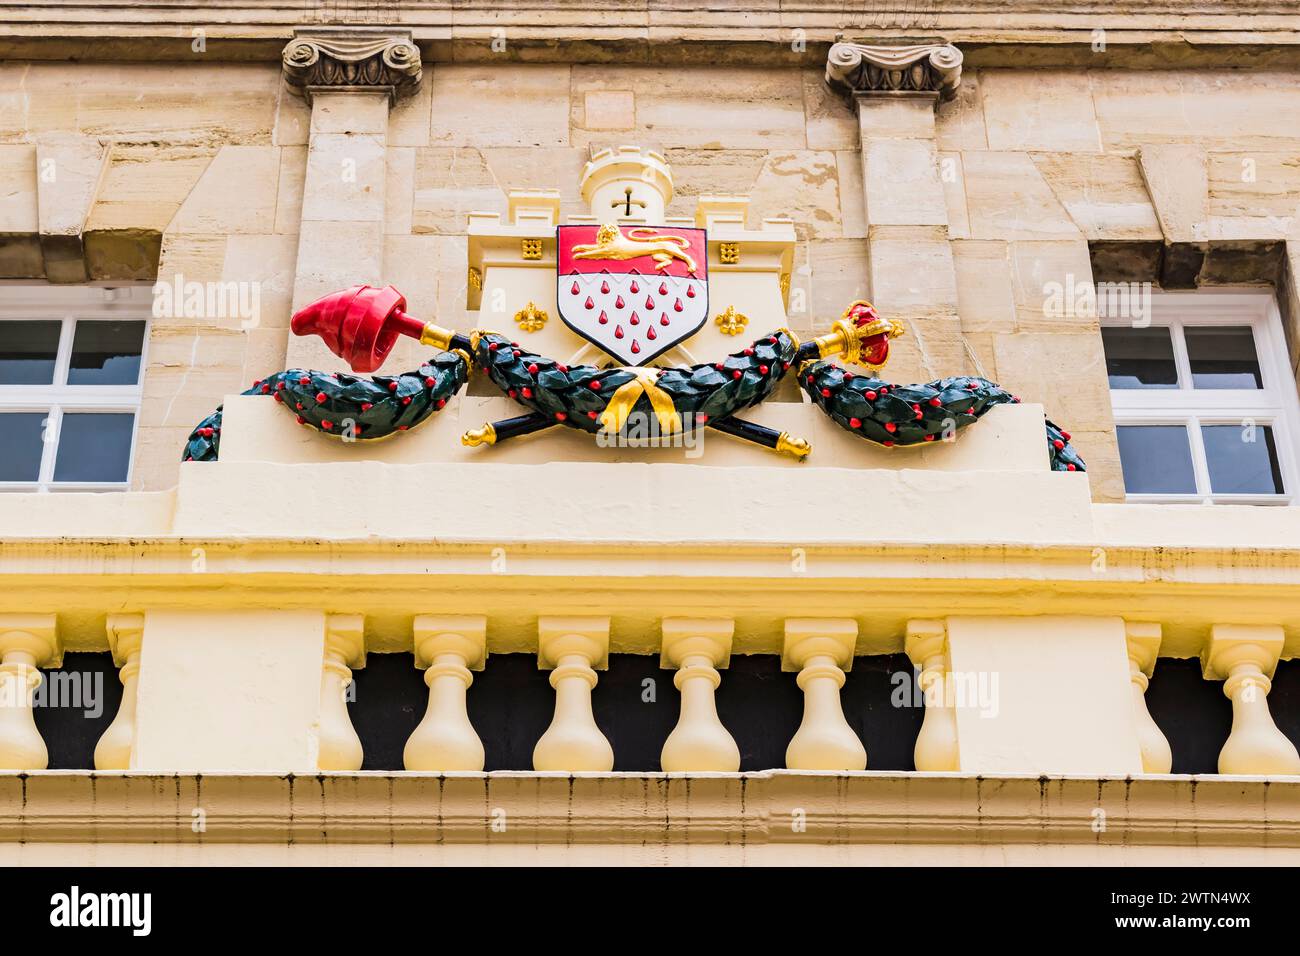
613 187 646 217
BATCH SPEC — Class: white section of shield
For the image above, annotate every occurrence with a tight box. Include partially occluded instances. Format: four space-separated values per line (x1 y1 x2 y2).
557 269 708 366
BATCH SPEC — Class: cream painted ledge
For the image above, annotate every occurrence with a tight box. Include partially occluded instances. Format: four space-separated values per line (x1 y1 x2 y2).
1 771 1298 864
0 1 1298 66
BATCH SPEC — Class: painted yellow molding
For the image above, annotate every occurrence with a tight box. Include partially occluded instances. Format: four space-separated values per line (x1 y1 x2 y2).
660 617 738 772
4 771 1300 865
782 618 865 771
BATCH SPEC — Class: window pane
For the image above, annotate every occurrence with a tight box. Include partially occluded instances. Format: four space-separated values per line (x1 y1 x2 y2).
1101 327 1178 389
1202 423 1284 495
0 412 48 481
52 413 135 483
1117 425 1198 494
67 320 146 386
1186 326 1262 389
0 320 62 385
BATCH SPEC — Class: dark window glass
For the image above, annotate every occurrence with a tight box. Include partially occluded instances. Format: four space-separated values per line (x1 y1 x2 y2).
1202 423 1284 495
1101 327 1178 389
1117 425 1197 494
0 412 47 481
1186 326 1262 389
67 320 146 386
0 320 61 385
52 412 134 483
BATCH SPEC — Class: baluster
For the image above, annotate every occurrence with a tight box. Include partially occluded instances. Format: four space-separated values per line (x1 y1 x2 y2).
783 618 865 770
906 619 960 771
1125 621 1172 773
94 614 145 770
0 614 60 771
660 617 739 772
318 613 365 771
533 616 613 771
404 614 487 771
1205 624 1300 775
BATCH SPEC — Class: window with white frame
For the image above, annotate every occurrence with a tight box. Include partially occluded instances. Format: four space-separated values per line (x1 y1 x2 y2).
0 284 152 492
1100 291 1300 506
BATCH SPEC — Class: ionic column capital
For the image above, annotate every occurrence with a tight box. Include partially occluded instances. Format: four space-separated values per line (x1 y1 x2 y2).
825 41 963 107
282 27 423 105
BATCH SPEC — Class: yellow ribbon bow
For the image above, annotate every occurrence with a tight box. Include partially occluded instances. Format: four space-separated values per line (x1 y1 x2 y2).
598 367 683 435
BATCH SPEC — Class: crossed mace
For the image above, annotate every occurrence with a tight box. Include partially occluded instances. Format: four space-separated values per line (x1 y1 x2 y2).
292 286 900 459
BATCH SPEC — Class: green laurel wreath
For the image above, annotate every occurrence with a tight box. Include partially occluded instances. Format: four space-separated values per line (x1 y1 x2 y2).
798 360 1086 472
472 329 799 432
182 352 468 462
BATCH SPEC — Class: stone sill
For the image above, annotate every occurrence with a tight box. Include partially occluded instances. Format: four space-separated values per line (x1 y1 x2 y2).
2 770 1297 853
1 1 1298 66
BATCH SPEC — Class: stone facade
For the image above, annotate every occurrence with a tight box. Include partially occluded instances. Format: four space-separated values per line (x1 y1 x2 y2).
4 49 1299 497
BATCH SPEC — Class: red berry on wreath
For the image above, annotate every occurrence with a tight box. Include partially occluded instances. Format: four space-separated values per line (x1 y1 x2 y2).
315 391 327 403
361 402 372 411
1067 463 1077 471
929 397 942 407
299 376 310 386
587 411 598 420
528 363 539 375
733 370 742 380
322 420 333 429
437 398 446 409
425 377 436 387
1053 439 1065 450
522 387 533 398
296 415 306 424
885 422 897 433
849 417 862 428
821 387 831 397
555 412 567 421
760 365 769 374
402 396 412 406
590 380 601 390
387 382 398 392
865 390 877 401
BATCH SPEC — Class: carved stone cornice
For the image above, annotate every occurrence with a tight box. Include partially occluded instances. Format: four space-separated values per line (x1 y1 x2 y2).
825 41 963 105
281 27 423 104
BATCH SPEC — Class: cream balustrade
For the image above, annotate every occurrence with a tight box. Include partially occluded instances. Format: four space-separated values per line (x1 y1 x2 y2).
0 614 60 771
783 618 866 771
6 607 1300 778
1125 621 1172 774
533 616 614 772
1204 624 1300 775
93 614 144 771
318 613 366 772
905 619 960 772
660 618 739 772
403 614 488 771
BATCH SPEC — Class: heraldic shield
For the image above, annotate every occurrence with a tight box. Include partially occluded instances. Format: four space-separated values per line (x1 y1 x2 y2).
557 223 708 366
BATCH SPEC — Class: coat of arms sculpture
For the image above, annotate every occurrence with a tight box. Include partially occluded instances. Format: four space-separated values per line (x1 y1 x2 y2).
183 146 1084 472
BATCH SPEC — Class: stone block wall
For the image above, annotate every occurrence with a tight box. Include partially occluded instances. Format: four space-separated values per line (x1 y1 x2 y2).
2 58 1299 497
